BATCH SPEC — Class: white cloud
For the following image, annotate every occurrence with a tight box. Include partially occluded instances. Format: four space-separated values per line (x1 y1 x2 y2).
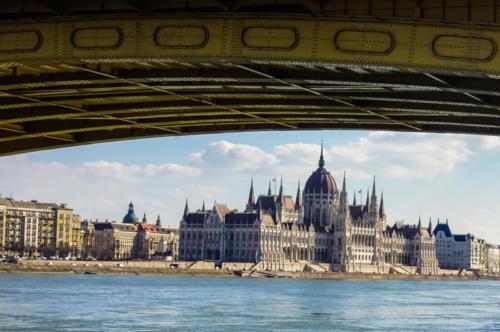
190 140 279 173
84 160 200 182
188 133 473 180
476 136 500 151
329 133 472 179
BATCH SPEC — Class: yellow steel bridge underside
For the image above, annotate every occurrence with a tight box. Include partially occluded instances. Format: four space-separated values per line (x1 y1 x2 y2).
1 0 500 155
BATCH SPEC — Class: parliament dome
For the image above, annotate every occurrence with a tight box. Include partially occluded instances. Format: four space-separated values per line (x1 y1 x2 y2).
303 144 338 195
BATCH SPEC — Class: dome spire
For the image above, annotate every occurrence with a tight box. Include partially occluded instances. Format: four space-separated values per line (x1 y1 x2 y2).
122 201 139 224
318 138 325 169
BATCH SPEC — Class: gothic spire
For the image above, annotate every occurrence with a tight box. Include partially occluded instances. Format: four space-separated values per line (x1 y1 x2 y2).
371 176 376 198
295 180 301 211
318 138 325 169
379 192 385 219
247 178 255 207
353 191 357 205
342 171 346 193
267 180 272 195
142 213 147 224
156 214 161 226
363 188 370 212
202 200 205 212
183 199 189 218
428 218 432 232
278 178 284 203
417 217 421 228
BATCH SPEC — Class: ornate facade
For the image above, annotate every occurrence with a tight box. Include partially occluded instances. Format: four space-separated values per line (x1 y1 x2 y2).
94 203 179 260
179 145 439 274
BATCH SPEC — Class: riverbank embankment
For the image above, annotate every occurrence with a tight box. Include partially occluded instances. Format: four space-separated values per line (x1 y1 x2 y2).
1 260 498 281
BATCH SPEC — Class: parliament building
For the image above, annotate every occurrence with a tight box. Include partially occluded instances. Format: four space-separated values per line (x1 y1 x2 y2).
179 145 439 274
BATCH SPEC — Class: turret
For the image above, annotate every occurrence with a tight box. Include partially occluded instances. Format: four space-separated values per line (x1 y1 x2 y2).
363 188 370 213
277 178 284 204
156 214 161 226
295 180 301 211
369 177 378 215
142 213 147 224
339 171 349 214
183 199 189 219
246 178 255 211
379 192 385 219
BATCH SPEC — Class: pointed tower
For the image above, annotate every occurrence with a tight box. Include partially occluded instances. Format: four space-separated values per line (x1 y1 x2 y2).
142 213 147 224
379 192 385 220
319 138 325 169
277 178 284 203
353 191 357 205
369 177 378 217
246 178 256 211
183 199 189 219
428 218 432 233
267 180 272 195
202 200 205 212
417 216 421 229
339 171 349 215
156 214 161 227
295 180 301 211
363 188 370 213
342 171 347 193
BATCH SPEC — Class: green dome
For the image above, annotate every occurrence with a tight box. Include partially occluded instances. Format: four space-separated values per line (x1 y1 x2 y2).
123 202 138 224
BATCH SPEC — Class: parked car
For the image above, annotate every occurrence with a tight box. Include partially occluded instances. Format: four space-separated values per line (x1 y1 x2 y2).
2 257 21 264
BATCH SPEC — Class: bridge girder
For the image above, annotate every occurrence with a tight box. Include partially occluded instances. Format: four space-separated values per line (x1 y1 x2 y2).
0 1 500 155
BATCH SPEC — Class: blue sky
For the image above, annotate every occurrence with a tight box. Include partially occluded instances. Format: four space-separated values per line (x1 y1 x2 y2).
1 130 499 243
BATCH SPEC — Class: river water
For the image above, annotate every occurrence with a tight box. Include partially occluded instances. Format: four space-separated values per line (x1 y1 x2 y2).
0 274 499 331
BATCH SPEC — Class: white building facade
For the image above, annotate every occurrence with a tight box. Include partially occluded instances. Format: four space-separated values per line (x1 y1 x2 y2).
179 146 439 274
433 222 487 270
